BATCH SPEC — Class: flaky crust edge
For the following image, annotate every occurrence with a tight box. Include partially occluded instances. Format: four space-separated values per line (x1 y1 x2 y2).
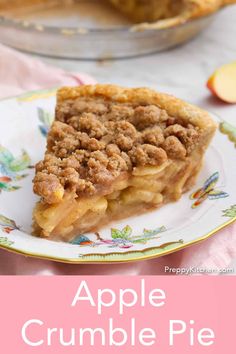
57 84 217 134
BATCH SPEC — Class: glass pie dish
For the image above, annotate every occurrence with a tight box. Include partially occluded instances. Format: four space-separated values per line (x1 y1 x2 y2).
0 0 216 59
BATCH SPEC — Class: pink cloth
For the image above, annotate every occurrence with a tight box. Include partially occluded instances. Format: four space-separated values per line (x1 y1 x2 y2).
0 44 95 98
0 44 235 275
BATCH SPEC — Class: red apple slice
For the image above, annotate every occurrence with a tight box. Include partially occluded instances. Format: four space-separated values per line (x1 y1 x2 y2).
207 61 236 103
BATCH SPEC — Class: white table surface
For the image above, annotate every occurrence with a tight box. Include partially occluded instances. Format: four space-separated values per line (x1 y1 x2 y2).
30 5 236 272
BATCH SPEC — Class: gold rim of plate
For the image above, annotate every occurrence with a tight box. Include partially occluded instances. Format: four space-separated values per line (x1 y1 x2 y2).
0 217 235 264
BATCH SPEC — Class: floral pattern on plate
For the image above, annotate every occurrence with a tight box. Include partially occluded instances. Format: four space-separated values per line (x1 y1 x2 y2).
77 239 185 261
0 146 31 193
0 214 19 234
37 107 54 137
220 121 236 148
190 172 228 208
71 225 166 249
0 237 14 247
222 205 236 218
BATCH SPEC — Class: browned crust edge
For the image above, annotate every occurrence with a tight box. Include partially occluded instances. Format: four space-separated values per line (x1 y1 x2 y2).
57 84 217 134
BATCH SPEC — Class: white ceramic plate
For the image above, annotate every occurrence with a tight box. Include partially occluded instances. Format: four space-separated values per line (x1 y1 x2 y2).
0 89 235 263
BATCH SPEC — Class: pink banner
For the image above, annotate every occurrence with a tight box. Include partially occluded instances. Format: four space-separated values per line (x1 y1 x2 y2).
0 276 235 353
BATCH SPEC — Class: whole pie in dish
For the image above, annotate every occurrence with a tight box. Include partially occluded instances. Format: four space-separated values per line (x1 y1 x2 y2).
1 1 236 26
33 85 217 241
110 0 236 27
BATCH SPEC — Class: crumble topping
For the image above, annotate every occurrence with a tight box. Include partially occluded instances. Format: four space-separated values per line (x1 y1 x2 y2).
34 97 200 203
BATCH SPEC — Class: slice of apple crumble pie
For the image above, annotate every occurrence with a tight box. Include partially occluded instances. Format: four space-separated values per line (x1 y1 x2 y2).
33 85 217 241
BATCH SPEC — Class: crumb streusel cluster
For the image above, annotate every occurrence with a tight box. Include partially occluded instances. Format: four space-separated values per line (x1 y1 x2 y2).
33 97 200 203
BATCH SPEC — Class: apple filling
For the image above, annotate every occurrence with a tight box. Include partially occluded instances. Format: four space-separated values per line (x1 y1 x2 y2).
33 156 202 242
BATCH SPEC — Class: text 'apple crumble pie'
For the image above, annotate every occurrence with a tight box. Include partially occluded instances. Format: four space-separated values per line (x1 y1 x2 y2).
33 85 217 241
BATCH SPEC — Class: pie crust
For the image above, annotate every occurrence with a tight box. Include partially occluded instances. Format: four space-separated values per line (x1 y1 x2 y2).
110 0 236 28
1 1 235 26
33 85 217 241
1 0 235 33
